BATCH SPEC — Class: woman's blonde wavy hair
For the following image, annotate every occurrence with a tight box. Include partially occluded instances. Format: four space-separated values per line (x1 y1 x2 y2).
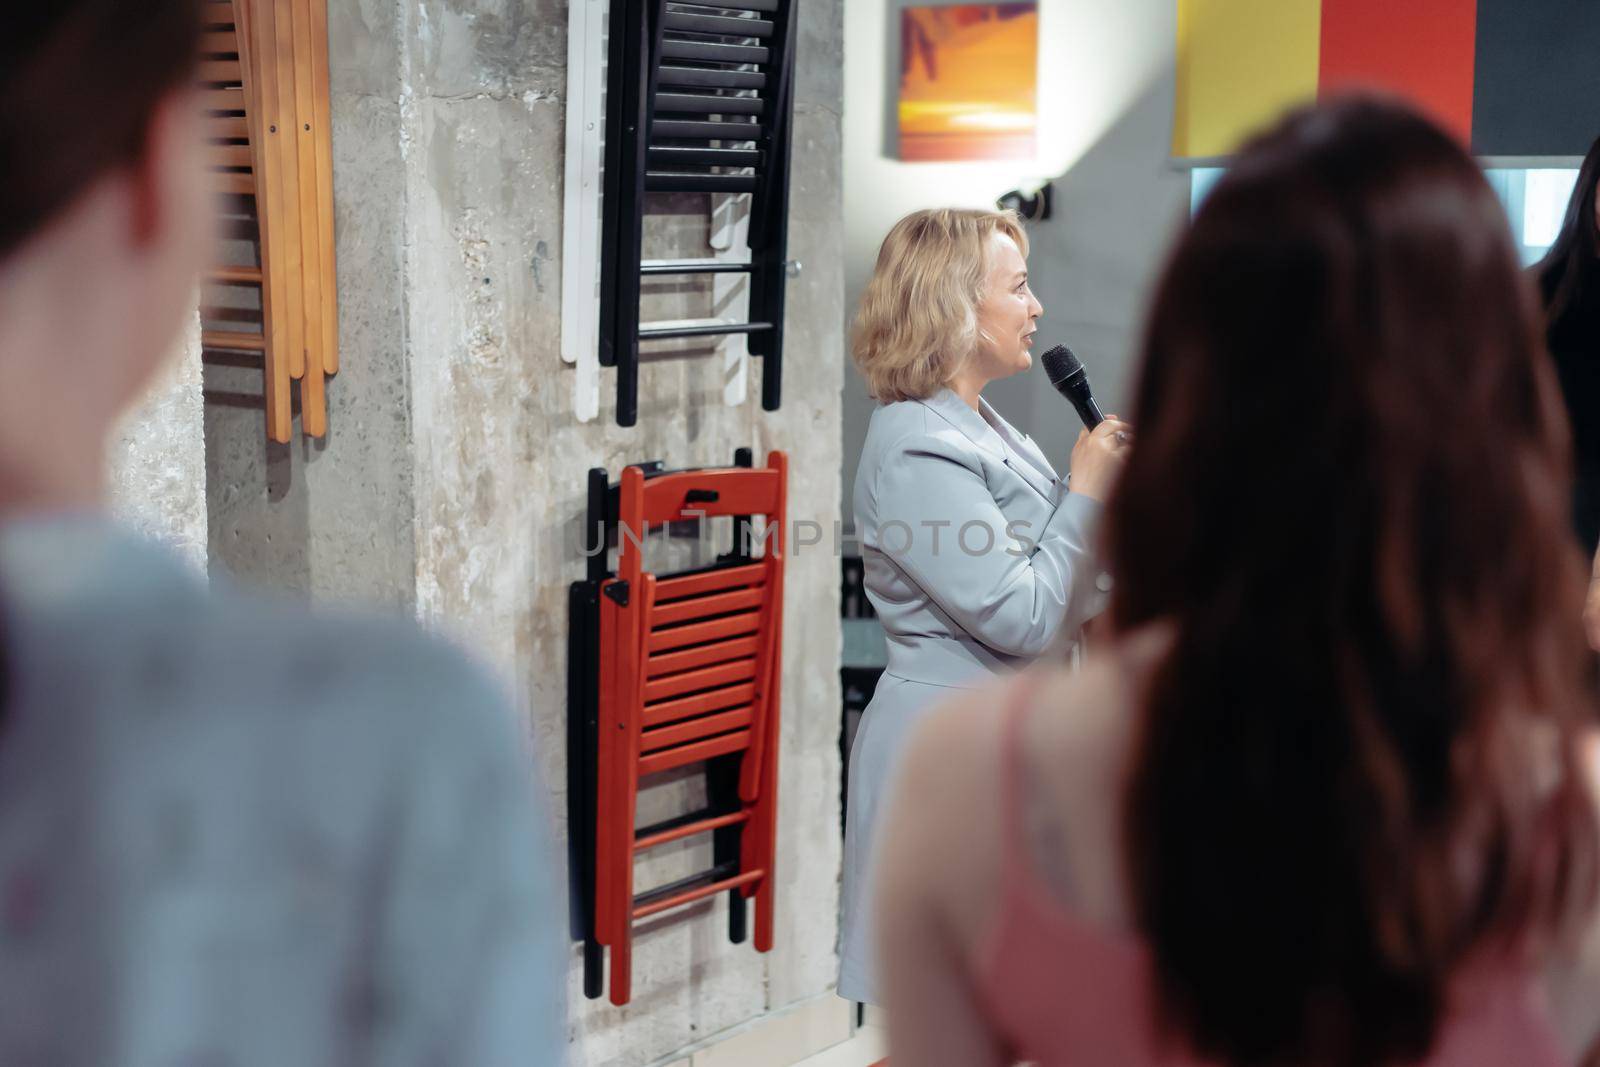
852 207 1028 402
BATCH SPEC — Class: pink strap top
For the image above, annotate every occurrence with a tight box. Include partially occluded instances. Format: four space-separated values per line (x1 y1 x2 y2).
972 674 1572 1067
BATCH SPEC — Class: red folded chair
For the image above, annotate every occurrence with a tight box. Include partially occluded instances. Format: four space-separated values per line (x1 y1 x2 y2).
586 451 787 1005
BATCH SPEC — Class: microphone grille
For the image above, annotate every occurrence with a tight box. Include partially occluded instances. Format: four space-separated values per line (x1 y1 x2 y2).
1040 344 1083 387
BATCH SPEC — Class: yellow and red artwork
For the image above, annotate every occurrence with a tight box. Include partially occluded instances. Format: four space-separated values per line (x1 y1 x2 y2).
1173 0 1598 159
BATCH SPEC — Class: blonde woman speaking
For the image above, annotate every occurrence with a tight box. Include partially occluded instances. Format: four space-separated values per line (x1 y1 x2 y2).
839 208 1130 1004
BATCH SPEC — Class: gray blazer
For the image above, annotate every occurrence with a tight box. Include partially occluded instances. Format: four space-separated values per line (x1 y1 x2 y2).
853 388 1110 688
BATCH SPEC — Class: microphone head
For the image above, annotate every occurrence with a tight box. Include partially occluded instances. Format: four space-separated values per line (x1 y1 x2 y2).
1040 344 1085 390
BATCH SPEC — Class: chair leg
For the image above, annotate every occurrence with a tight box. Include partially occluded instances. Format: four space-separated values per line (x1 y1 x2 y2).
754 875 775 952
610 925 633 1007
729 889 749 944
583 937 604 1000
708 754 748 945
754 724 780 953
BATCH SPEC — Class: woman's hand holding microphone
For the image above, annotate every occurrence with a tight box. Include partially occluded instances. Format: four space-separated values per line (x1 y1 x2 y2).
1040 344 1132 504
1068 417 1133 504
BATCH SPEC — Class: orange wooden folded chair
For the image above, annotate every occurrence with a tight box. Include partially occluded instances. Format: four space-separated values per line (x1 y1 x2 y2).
568 449 787 1005
201 0 337 443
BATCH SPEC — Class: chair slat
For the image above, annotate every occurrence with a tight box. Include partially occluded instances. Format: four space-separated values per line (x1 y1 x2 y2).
205 115 250 140
208 171 256 194
631 869 763 920
202 329 266 352
207 144 255 168
637 729 750 778
208 265 264 284
635 810 750 852
649 611 761 653
657 66 766 91
204 87 246 112
652 587 765 627
656 92 765 116
199 58 243 83
642 657 757 703
646 634 761 678
662 11 773 36
640 706 754 754
642 690 755 729
669 0 779 12
654 561 765 601
652 118 763 140
203 0 237 29
659 38 768 64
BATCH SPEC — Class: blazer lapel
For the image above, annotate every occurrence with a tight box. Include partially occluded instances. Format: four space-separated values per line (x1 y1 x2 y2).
1009 426 1059 483
1001 448 1058 505
918 389 1006 461
920 390 1059 504
978 398 1059 504
1009 432 1064 503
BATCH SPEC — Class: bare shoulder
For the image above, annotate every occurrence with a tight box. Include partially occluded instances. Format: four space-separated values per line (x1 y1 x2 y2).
1022 651 1139 765
875 677 1023 961
883 656 1140 952
898 652 1140 846
888 679 1014 876
913 651 1134 761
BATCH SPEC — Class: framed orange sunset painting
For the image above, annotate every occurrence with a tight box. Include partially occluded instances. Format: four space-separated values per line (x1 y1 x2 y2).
898 2 1039 161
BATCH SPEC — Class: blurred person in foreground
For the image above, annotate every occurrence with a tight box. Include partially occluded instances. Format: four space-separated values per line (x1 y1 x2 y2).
0 5 563 1064
877 97 1600 1067
1532 136 1600 651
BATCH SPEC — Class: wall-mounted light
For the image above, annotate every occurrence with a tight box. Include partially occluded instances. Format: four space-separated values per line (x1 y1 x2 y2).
997 181 1053 222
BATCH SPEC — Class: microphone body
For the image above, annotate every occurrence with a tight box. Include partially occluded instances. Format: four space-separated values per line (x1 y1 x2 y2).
1040 345 1104 430
1070 392 1105 430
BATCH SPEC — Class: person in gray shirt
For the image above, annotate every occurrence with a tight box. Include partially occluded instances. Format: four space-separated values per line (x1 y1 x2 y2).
0 4 564 1063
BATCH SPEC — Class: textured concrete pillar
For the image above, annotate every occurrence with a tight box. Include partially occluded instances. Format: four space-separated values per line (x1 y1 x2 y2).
195 1 845 1061
110 307 208 569
396 1 844 1062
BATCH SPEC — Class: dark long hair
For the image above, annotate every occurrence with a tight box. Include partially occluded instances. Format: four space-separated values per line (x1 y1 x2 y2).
1108 97 1598 1067
0 3 202 259
1536 135 1600 335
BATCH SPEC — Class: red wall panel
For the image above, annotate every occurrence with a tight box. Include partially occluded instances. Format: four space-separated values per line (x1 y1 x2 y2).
1319 0 1477 144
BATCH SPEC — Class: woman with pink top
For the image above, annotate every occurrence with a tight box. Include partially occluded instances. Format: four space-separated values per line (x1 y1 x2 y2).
877 97 1600 1067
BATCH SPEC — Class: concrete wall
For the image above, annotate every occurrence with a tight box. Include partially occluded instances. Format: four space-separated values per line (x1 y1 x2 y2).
203 0 416 609
200 2 845 1064
841 0 1190 523
111 308 208 569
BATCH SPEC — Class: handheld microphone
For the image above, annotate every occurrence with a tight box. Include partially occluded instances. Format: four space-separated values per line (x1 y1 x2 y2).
1040 345 1104 430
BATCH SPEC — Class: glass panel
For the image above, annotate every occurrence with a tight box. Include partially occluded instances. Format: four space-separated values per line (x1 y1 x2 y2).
1189 167 1226 214
1523 168 1581 254
1189 166 1580 267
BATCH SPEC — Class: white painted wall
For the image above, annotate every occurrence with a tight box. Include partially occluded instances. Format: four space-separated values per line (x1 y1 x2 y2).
841 0 1192 522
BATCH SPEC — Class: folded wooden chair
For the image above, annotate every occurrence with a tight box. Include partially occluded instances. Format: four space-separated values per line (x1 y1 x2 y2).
568 450 787 1005
201 0 336 442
